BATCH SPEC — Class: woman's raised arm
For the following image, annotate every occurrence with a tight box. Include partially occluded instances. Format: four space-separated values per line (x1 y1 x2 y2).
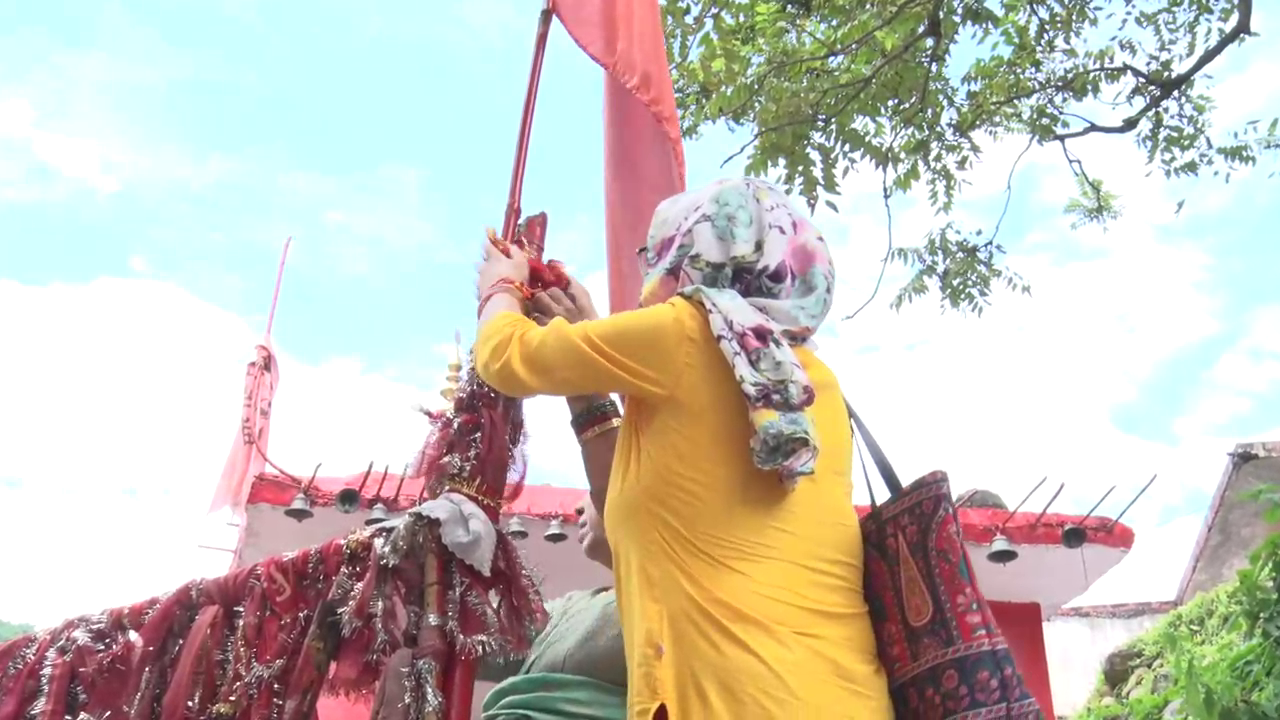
474 300 692 400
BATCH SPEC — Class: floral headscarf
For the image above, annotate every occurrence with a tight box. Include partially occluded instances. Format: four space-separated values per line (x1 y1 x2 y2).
639 177 835 485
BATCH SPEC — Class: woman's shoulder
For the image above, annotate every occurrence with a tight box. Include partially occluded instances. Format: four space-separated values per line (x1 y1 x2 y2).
546 586 616 620
623 296 705 325
798 347 843 393
537 587 620 652
599 297 705 342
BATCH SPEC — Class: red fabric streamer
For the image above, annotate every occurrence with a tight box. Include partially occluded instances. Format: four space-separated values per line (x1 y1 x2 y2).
416 212 559 719
486 213 571 303
0 520 545 720
512 213 569 294
38 652 72 720
160 570 250 720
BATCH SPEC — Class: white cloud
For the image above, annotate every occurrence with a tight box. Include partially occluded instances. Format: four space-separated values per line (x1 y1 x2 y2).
274 166 453 272
810 122 1276 606
0 97 122 195
0 39 244 201
1174 304 1280 438
1067 513 1204 605
1209 55 1280 131
818 216 1234 528
127 255 152 275
448 0 525 38
0 277 579 627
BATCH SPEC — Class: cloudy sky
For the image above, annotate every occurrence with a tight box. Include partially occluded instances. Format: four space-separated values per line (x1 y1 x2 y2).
1 1 1276 626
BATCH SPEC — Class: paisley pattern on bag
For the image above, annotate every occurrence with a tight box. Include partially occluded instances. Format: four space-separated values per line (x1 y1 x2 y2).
638 177 835 483
861 471 1045 719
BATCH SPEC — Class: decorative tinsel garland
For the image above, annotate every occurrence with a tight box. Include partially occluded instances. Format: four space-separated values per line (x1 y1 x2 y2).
408 212 564 720
0 511 544 720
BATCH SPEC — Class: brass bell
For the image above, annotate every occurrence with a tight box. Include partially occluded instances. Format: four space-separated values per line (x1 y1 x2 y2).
543 518 568 544
1061 525 1088 549
1063 484 1117 549
986 534 1019 565
337 462 377 514
335 487 362 514
505 516 529 540
364 502 390 526
283 492 313 522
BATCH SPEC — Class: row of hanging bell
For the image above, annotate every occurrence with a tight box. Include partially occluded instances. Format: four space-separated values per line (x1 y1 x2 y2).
293 497 1090 552
984 525 1091 566
283 492 390 526
504 516 568 543
291 495 572 540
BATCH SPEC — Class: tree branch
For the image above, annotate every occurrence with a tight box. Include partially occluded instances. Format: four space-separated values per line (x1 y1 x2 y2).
721 28 935 168
1051 0 1254 142
717 0 933 123
844 164 897 320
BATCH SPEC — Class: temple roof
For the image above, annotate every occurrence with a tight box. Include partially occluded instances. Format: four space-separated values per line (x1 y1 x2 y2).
249 471 1136 550
244 470 1135 617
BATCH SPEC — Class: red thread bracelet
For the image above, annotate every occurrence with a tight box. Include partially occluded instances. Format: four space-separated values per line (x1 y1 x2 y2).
477 282 528 318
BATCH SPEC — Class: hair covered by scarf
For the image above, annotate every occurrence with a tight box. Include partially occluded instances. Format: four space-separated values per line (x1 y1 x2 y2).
639 177 835 484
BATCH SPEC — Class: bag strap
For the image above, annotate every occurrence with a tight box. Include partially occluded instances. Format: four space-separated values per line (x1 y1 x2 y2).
843 397 904 501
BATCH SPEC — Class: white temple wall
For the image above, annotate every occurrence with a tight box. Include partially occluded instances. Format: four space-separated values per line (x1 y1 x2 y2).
1042 612 1170 716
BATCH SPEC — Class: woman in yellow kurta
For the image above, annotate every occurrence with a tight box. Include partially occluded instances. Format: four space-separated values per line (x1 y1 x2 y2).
474 178 892 719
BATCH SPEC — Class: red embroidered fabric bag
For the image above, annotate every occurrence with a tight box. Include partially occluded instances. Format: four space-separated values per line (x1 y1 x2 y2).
846 402 1044 719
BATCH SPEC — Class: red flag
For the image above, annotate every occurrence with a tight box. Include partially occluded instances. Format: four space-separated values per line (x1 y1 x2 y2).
209 238 290 518
208 340 277 517
553 0 687 313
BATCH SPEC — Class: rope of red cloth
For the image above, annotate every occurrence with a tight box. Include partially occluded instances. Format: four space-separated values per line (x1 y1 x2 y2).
485 212 570 299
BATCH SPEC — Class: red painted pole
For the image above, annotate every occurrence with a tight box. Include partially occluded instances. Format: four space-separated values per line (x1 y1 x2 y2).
443 7 555 720
499 1 555 244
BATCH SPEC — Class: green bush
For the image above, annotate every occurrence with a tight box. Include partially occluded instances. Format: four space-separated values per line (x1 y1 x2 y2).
1076 486 1280 719
0 620 35 642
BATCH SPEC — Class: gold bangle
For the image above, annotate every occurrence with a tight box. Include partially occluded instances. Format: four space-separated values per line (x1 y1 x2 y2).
577 417 622 444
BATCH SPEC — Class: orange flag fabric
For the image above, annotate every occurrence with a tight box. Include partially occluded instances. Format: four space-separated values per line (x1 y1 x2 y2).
552 0 687 313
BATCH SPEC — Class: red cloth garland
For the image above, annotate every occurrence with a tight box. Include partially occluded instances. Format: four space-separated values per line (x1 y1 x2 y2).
486 213 570 301
0 519 545 720
413 213 564 720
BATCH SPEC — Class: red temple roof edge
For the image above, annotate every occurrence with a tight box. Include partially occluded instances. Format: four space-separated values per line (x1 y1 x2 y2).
249 472 1135 551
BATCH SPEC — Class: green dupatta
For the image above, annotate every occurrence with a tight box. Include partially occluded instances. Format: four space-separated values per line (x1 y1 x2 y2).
480 672 626 720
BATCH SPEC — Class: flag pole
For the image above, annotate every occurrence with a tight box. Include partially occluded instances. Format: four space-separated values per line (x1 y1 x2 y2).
444 8 555 720
265 236 292 337
500 0 555 244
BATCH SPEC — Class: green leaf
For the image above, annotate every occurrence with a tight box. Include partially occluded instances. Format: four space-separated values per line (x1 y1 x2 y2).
664 0 1270 314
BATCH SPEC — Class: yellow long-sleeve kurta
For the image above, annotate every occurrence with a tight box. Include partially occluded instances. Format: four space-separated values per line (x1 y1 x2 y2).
476 298 892 720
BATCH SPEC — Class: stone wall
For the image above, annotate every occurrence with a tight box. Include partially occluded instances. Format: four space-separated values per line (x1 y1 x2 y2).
1043 604 1174 716
1178 443 1280 602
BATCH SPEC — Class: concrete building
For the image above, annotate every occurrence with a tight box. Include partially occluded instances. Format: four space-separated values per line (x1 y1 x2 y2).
1177 441 1280 603
1043 440 1280 716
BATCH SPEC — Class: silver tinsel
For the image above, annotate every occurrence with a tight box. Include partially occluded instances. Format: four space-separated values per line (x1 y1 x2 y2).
1 635 39 688
0 461 549 720
404 657 444 720
23 635 62 720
